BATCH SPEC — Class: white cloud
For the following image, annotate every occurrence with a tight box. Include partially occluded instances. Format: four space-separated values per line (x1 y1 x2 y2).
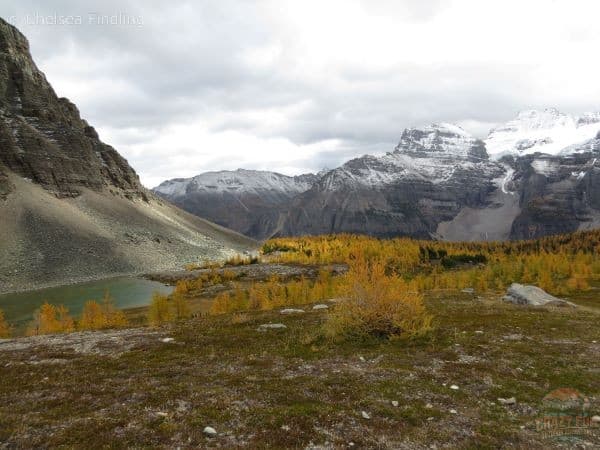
4 0 600 186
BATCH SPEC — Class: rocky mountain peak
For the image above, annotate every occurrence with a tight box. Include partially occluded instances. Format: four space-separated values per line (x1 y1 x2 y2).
0 17 144 199
394 123 488 162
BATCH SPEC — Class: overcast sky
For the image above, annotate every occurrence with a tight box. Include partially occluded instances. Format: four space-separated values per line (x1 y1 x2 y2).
4 0 600 187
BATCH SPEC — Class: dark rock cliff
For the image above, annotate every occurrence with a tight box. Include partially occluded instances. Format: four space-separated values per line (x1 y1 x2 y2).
0 18 144 199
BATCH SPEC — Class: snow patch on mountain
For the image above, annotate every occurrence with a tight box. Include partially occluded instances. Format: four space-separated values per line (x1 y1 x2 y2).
530 159 559 176
485 108 600 158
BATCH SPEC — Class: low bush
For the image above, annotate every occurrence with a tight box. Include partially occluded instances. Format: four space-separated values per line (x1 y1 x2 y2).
324 260 433 341
0 309 10 338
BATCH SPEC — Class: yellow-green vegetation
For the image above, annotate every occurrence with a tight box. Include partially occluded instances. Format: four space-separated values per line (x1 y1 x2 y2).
26 302 75 336
324 259 432 341
263 231 600 296
0 309 10 338
147 291 192 326
78 293 128 331
210 269 340 315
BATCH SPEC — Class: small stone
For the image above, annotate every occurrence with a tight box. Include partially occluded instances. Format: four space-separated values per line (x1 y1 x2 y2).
425 403 433 409
257 323 287 331
449 409 458 414
348 443 355 447
280 425 291 431
498 397 517 406
312 304 329 310
450 385 459 390
591 415 600 423
156 412 168 417
359 356 366 362
203 426 217 437
160 337 175 343
475 330 484 335
391 400 399 407
427 416 435 421
361 411 371 419
461 288 475 294
280 308 305 314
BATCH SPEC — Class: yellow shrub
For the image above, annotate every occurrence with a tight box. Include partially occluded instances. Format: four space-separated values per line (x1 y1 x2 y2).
324 260 433 341
147 292 173 326
27 302 75 336
78 293 128 331
0 309 10 338
79 300 105 330
210 291 233 315
172 292 192 321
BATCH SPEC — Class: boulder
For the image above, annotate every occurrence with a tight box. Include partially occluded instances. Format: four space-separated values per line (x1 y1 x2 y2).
257 323 287 331
280 308 305 315
502 283 575 307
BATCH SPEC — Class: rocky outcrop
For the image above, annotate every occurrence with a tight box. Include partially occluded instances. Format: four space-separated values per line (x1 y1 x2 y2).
0 18 256 293
0 18 143 199
502 283 574 307
507 134 600 239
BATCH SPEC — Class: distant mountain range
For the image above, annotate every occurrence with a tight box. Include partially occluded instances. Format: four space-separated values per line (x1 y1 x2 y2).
155 109 600 241
0 18 255 293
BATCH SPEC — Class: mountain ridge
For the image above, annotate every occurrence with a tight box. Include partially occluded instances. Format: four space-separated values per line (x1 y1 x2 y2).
155 114 600 241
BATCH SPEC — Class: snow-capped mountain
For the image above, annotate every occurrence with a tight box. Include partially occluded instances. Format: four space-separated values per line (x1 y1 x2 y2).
318 123 502 191
154 169 318 240
155 169 316 198
154 114 600 241
281 124 508 239
485 108 600 158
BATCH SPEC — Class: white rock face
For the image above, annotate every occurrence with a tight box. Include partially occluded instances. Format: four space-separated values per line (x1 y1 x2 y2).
485 108 600 158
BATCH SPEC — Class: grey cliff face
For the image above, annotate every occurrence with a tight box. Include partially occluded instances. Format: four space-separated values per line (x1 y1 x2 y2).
0 18 255 294
508 136 600 239
0 18 143 199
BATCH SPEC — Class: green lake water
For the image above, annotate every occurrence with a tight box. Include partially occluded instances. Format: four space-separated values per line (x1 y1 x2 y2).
0 277 173 327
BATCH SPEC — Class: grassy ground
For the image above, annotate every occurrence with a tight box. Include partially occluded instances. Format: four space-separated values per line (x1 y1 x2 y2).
1 287 599 449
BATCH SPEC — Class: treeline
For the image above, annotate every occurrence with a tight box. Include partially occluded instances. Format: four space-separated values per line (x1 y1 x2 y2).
262 230 600 296
0 290 194 338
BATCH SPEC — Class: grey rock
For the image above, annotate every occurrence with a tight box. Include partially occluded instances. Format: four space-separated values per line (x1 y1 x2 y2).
461 288 475 294
361 411 371 419
503 283 575 307
498 397 517 406
257 323 287 331
280 308 305 315
203 426 217 437
312 304 329 310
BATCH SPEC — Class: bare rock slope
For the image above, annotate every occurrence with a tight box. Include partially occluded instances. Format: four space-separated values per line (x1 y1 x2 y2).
0 18 255 294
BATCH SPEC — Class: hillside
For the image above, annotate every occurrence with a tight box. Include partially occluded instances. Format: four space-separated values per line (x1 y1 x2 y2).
0 18 256 293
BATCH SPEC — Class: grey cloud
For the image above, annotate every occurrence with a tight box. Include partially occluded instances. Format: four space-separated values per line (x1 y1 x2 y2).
2 0 599 185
